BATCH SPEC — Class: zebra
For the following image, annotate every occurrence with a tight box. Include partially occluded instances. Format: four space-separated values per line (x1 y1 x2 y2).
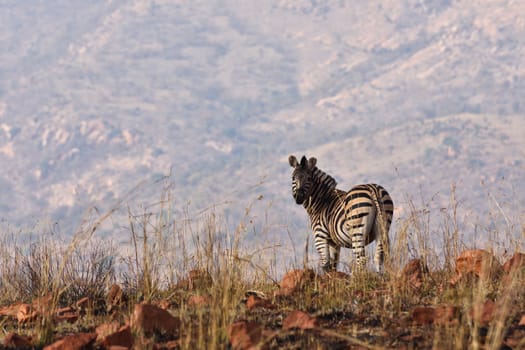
288 155 394 272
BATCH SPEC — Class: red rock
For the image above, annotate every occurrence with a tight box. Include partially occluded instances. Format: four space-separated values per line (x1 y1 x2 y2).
470 299 496 325
2 332 33 348
43 333 97 350
399 259 428 289
75 297 92 313
154 340 180 349
17 304 37 324
156 299 172 310
410 306 435 325
245 295 275 310
433 305 458 325
411 305 458 325
131 303 181 336
282 310 319 330
107 284 124 311
227 321 263 350
56 306 74 315
96 321 121 339
55 312 79 324
0 303 23 318
187 295 211 307
99 324 133 349
276 269 316 296
502 252 525 274
450 249 501 285
32 294 53 314
175 269 213 291
16 295 56 324
519 314 525 326
399 333 424 343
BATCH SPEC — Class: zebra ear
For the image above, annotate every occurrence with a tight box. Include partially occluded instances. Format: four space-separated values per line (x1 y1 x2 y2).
288 155 298 168
308 157 317 169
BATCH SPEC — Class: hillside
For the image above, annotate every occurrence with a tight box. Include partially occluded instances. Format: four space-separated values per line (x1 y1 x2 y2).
0 0 524 253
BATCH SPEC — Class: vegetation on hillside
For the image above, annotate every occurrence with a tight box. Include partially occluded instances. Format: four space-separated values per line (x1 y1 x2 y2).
0 186 523 349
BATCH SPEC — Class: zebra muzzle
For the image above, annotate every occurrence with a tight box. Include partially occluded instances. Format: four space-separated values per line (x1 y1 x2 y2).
294 190 306 204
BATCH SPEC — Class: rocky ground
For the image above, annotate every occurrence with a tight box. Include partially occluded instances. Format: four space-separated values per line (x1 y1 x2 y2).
0 249 524 349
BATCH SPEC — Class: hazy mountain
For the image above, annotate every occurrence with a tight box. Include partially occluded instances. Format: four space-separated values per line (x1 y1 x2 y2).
1 0 524 252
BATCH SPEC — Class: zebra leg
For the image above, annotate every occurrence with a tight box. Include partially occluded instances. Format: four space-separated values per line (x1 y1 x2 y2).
350 206 377 272
351 231 367 271
314 230 333 272
373 216 390 273
374 238 384 273
328 243 341 271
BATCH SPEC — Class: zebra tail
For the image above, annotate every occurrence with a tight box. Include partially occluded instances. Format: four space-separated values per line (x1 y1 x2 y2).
372 190 390 262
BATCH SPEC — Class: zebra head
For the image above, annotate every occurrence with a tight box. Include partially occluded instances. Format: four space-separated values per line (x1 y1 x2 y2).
288 155 317 205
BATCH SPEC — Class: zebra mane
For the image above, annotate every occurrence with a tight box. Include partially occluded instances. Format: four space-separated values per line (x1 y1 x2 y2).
312 167 337 190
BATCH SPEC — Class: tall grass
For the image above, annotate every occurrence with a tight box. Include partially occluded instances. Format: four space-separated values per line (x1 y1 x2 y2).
0 180 522 349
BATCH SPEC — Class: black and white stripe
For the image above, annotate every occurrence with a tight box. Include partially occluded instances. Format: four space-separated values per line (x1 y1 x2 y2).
289 155 394 272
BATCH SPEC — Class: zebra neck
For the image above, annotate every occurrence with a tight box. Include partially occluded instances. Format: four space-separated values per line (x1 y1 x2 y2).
304 167 338 212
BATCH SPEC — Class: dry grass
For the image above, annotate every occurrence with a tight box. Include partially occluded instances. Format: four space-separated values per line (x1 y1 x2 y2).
0 183 523 349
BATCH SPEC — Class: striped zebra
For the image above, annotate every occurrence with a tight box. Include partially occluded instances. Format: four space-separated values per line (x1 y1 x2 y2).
288 155 394 272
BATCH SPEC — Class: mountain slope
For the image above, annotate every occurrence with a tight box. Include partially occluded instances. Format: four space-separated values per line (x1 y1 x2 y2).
0 0 523 248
